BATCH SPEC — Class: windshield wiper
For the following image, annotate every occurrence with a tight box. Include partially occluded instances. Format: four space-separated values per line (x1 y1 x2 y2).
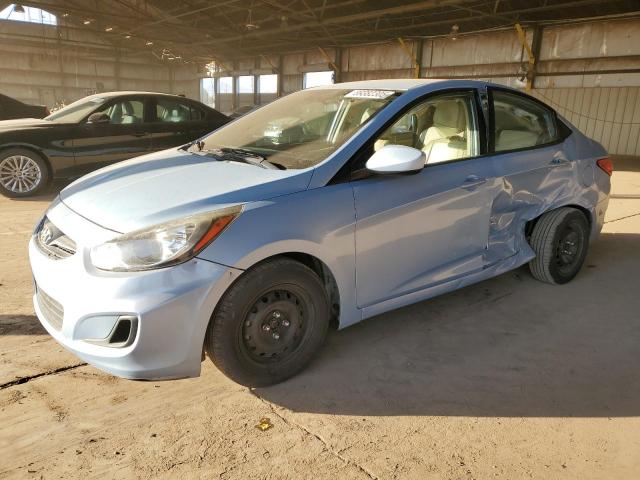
192 146 281 170
220 148 287 170
221 147 265 160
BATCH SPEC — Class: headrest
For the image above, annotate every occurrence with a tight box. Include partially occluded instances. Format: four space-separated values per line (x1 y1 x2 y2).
433 100 464 129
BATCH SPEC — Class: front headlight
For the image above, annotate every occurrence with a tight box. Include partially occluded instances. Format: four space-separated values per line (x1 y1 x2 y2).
90 206 242 272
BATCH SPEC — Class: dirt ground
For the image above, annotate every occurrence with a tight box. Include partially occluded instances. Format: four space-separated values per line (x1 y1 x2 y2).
1 157 639 480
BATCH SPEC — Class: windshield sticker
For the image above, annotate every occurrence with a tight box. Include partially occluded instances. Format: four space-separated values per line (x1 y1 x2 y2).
345 89 395 100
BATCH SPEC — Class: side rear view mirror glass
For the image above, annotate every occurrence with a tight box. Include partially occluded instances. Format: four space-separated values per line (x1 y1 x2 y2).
365 145 425 174
87 112 110 124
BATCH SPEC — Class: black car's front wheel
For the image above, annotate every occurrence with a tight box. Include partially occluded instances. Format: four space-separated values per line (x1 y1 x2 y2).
528 207 590 284
205 258 330 387
0 148 50 198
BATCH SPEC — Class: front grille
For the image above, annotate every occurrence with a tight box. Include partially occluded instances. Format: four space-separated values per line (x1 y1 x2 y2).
34 217 77 259
36 287 64 331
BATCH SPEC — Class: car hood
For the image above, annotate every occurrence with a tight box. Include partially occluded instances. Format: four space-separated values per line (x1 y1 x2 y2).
60 148 313 233
0 118 63 132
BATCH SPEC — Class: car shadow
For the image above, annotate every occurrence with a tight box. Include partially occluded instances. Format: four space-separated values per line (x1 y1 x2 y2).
255 232 640 417
0 315 45 336
5 179 72 202
612 155 640 173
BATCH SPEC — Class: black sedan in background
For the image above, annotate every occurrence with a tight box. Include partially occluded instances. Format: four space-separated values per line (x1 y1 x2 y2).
0 92 229 197
0 93 49 120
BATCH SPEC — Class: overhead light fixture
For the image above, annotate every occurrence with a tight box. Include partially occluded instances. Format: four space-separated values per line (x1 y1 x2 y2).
124 34 132 39
105 27 113 32
83 19 92 25
145 40 154 46
13 4 25 14
245 9 259 30
449 24 459 41
62 12 69 18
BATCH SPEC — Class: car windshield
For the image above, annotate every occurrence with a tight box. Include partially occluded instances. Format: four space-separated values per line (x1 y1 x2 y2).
192 88 397 169
45 96 107 123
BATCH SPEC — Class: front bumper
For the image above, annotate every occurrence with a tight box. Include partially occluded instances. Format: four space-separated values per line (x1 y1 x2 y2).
29 202 242 380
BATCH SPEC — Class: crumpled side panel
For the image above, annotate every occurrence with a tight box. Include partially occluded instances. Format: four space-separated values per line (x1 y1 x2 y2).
484 134 605 268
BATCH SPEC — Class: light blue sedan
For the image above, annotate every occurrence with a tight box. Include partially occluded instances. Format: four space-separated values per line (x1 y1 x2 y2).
29 79 612 386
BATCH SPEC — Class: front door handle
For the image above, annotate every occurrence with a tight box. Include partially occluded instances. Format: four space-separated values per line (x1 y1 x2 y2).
550 151 570 166
461 175 487 190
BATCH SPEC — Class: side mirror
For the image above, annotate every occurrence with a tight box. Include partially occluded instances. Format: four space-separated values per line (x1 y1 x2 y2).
365 145 425 174
87 112 110 124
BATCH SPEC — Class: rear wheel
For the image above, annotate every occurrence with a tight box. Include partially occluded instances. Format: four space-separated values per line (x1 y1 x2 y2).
0 148 50 198
205 258 330 387
528 207 590 284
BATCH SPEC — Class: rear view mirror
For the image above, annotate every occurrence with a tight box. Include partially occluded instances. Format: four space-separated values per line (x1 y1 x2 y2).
366 145 425 174
87 112 110 124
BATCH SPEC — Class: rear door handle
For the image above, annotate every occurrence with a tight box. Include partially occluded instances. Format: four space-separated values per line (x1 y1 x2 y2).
461 175 487 190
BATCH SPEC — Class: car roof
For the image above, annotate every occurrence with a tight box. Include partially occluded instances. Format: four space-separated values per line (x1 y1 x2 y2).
0 93 22 103
81 91 199 101
313 78 504 92
315 79 441 91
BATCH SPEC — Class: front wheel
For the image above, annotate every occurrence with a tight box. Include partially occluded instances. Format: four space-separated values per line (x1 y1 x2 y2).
205 258 330 387
0 148 50 198
528 207 590 284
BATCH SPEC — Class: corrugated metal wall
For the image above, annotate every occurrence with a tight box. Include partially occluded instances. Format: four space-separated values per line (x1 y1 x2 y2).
0 19 199 106
532 87 640 156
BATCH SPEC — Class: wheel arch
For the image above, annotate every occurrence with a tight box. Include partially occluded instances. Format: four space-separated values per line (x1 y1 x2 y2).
0 143 54 180
238 252 342 329
525 203 592 239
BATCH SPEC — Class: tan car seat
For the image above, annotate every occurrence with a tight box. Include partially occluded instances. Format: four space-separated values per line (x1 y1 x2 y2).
419 100 468 164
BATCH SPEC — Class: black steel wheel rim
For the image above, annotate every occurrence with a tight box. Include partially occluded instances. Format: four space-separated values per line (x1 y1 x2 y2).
555 222 584 274
241 288 308 364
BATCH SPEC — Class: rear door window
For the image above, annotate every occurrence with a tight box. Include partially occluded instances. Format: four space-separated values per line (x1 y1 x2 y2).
155 99 195 123
491 90 558 152
190 106 206 121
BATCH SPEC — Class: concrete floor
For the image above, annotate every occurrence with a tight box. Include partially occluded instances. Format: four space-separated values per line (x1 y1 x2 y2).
1 157 639 479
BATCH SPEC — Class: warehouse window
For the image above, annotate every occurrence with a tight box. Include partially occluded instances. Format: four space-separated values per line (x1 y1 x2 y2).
0 4 57 25
218 77 233 94
200 78 215 108
304 71 334 89
217 76 234 114
237 76 254 94
237 75 255 108
258 74 278 105
259 75 278 94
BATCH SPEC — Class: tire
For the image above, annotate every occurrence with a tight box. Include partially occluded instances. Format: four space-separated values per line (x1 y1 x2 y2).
528 207 590 285
0 148 50 198
205 258 330 387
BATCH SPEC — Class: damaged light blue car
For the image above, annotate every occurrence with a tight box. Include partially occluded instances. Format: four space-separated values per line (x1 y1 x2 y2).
29 79 612 386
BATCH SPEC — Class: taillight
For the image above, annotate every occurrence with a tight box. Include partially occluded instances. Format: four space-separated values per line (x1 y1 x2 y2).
596 157 613 176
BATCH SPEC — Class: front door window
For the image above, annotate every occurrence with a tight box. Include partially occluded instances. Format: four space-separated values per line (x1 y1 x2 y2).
375 92 480 165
